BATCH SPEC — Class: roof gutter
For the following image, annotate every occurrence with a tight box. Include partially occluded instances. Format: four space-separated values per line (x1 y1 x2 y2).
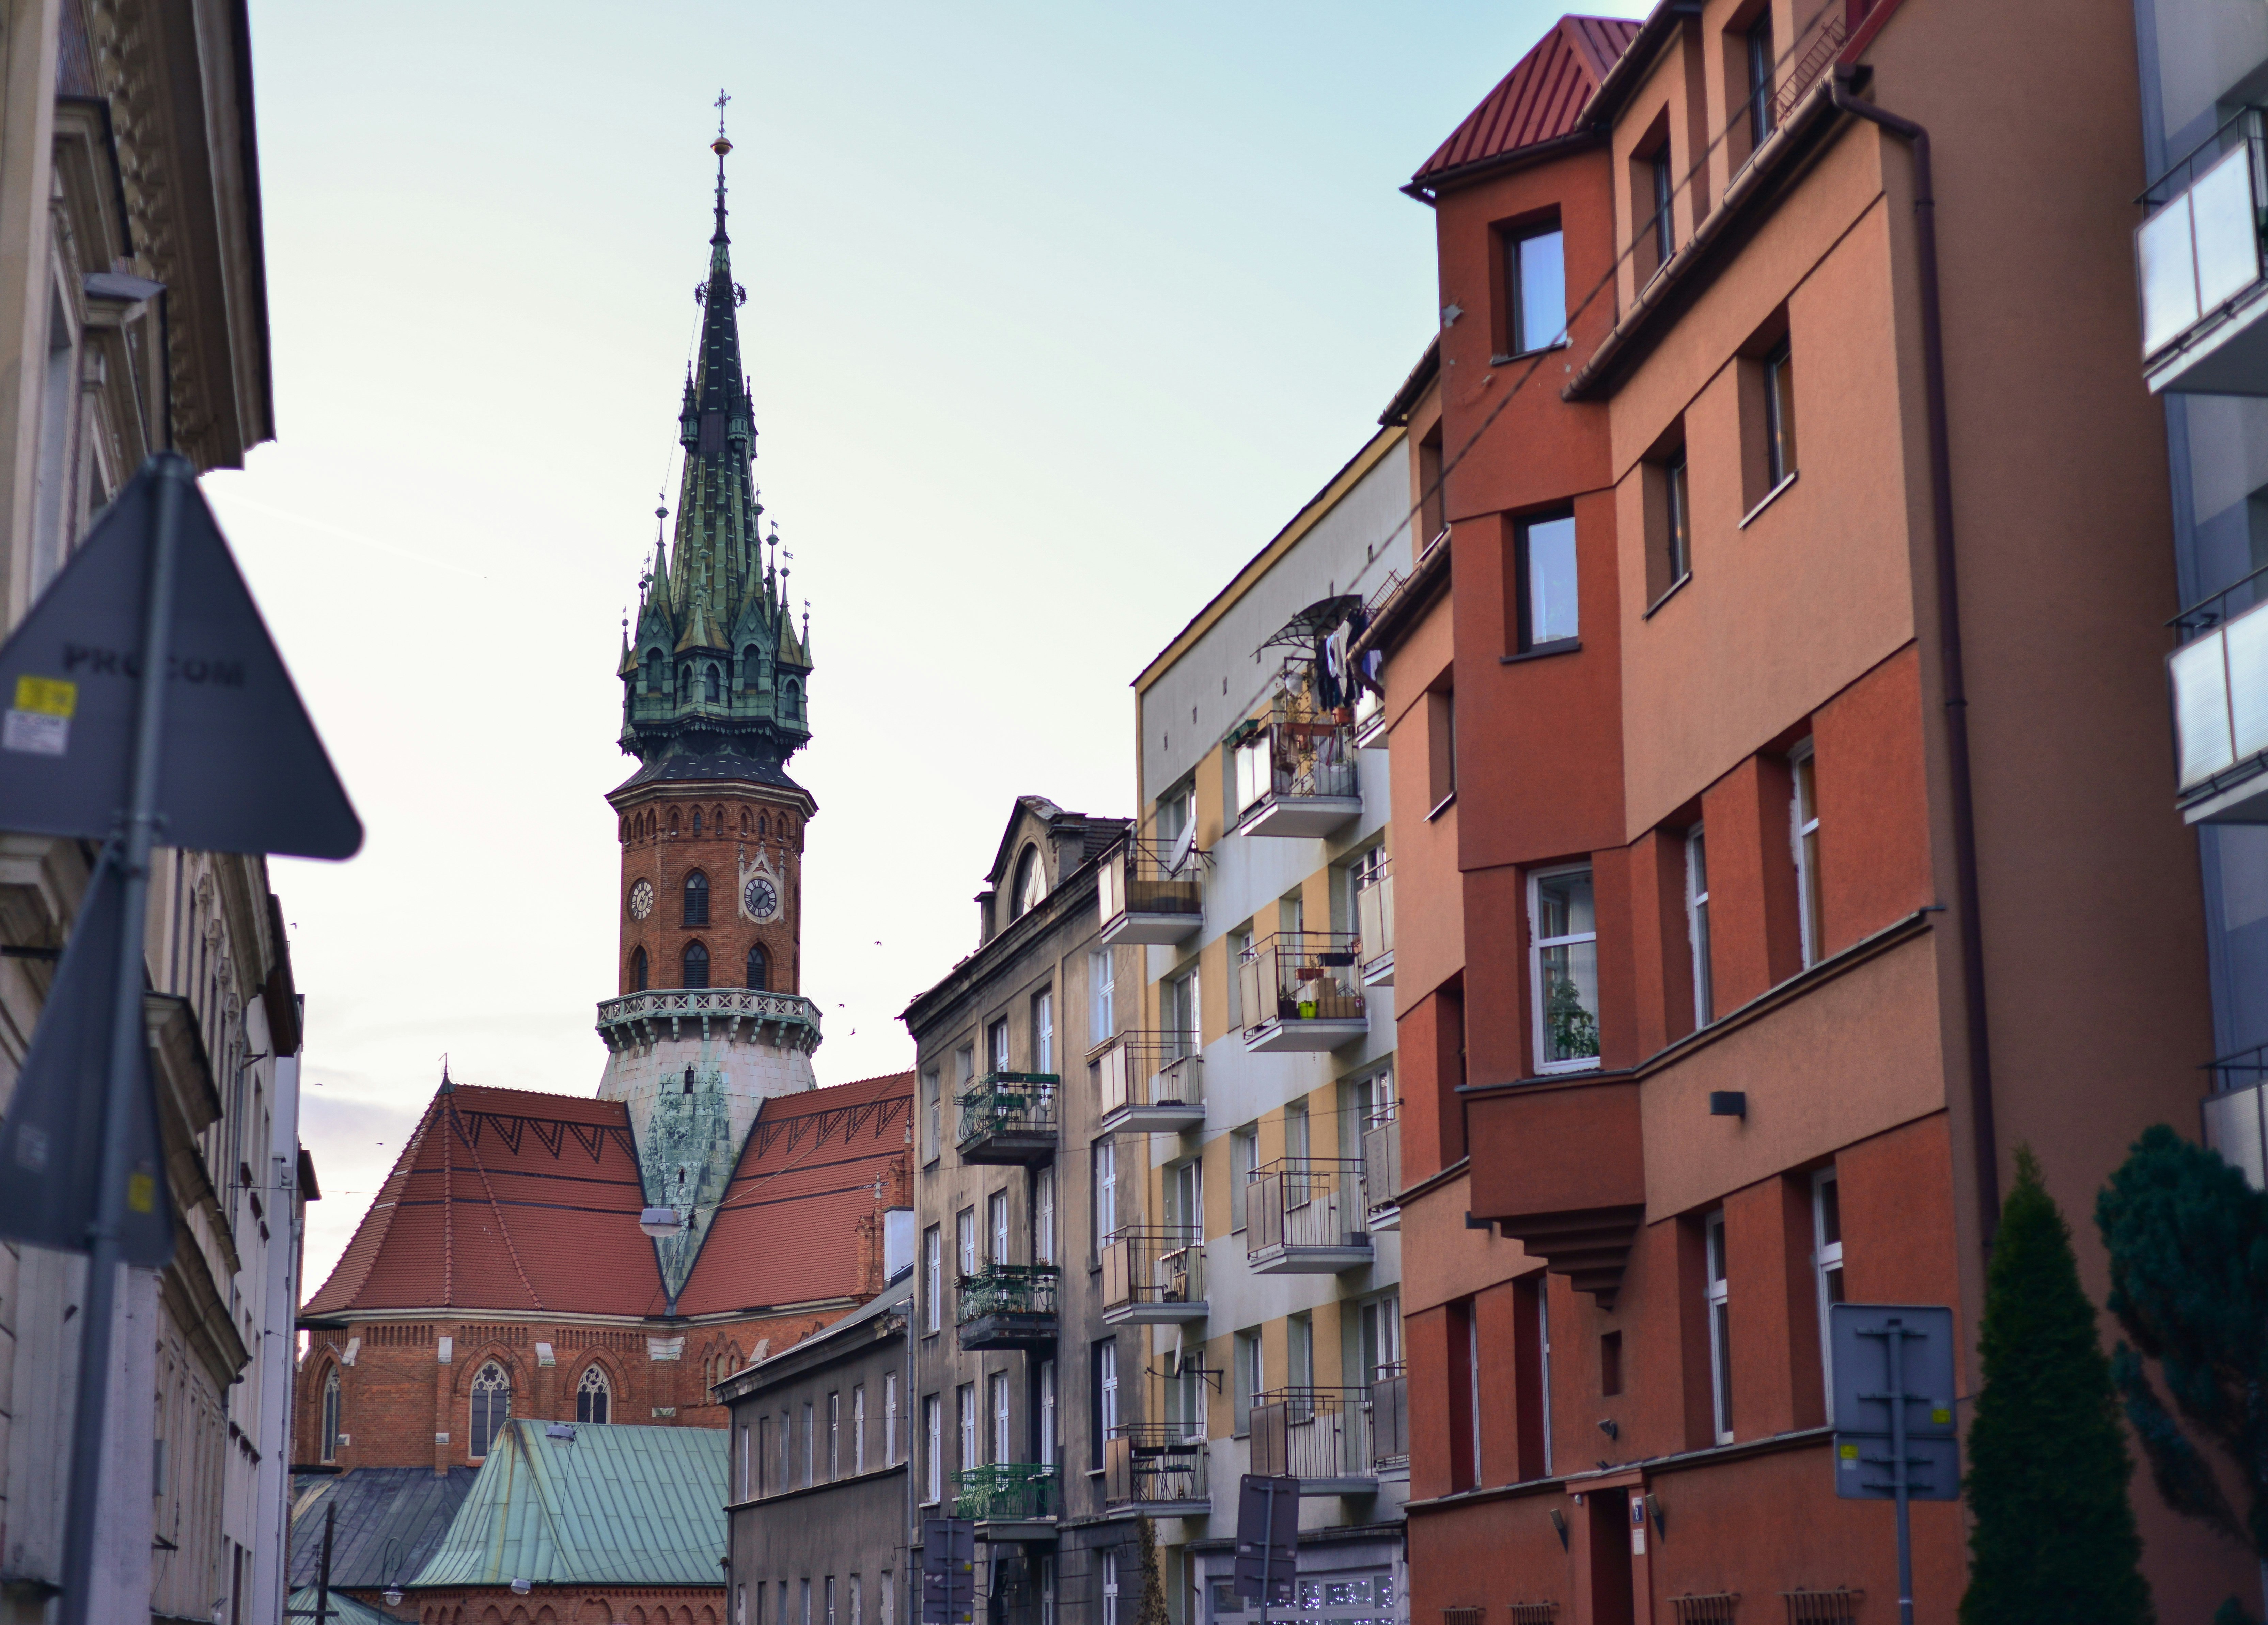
1401 126 1606 206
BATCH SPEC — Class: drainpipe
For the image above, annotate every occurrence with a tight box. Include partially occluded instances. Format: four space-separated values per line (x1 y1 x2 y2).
1828 68 2002 1248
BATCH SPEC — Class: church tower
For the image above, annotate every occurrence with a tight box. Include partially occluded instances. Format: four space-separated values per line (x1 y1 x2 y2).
596 109 822 1304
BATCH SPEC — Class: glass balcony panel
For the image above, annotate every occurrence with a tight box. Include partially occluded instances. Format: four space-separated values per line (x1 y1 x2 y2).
2141 190 2202 356
2194 143 2264 315
2173 629 2236 787
2229 601 2268 765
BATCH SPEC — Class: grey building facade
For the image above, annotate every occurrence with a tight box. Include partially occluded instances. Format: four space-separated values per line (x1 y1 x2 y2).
723 1271 916 1625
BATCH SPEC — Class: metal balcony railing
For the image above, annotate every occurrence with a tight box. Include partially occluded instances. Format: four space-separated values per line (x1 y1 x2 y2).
1238 933 1364 1031
1247 1159 1371 1271
1370 1364 1409 1469
1360 1117 1402 1222
1356 860 1394 983
955 1072 1059 1163
1104 1425 1208 1510
1230 717 1359 825
953 1463 1058 1522
956 1263 1059 1323
1095 1032 1204 1131
1099 835 1206 944
1249 1387 1375 1487
1101 1225 1207 1322
2139 106 2268 390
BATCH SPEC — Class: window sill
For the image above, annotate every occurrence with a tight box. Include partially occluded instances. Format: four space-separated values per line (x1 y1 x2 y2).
1501 639 1580 665
1426 791 1457 823
1642 571 1693 621
1535 1057 1603 1079
1488 337 1570 366
1738 470 1798 530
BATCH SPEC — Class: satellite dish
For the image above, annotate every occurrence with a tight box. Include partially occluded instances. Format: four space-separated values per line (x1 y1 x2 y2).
1166 816 1196 877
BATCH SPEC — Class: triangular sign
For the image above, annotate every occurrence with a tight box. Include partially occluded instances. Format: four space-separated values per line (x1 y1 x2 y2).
0 457 362 859
0 854 175 1267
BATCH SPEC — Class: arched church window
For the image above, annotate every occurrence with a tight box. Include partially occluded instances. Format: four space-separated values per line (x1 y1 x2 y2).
631 947 648 993
469 1362 510 1459
740 808 751 834
320 1366 342 1463
692 808 703 836
670 809 681 835
684 942 710 989
747 945 768 991
705 664 721 703
646 649 662 693
743 645 760 686
713 805 726 832
785 679 802 720
1011 845 1045 921
577 1364 611 1425
678 663 691 702
684 871 709 925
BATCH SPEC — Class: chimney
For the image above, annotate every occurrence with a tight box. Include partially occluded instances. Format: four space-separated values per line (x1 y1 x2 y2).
884 1206 915 1279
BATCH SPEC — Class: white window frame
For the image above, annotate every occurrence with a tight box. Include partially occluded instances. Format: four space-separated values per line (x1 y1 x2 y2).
1034 1167 1057 1265
1528 863 1601 1075
957 1383 975 1474
1102 1551 1121 1625
1706 1209 1733 1444
1033 990 1054 1075
1038 1358 1058 1465
1230 1124 1257 1232
853 1384 867 1475
1814 1167 1844 1419
1792 739 1821 968
1098 1340 1119 1437
957 1208 976 1280
1093 1138 1117 1247
923 1227 941 1334
885 1372 900 1466
1089 949 1116 1045
991 1371 1011 1465
1686 825 1713 1028
990 1190 1011 1265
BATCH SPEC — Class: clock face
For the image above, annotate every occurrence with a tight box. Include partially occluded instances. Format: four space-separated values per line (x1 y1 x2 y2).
628 879 654 920
744 875 778 921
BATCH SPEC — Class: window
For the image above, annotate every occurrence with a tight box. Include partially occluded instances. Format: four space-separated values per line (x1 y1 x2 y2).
1447 1299 1480 1490
577 1364 611 1425
804 1400 815 1484
1359 1295 1403 1382
685 870 710 925
1233 1328 1261 1437
1687 827 1714 1028
758 1415 772 1495
1507 225 1567 354
1529 866 1600 1073
1089 949 1117 1044
469 1362 510 1458
1034 1167 1057 1265
886 1372 900 1465
1706 1209 1734 1443
826 1577 838 1625
852 1386 866 1473
957 1383 976 1473
1427 689 1458 810
1515 514 1579 651
1032 990 1054 1074
1095 1339 1120 1442
1649 146 1674 267
684 941 710 989
1040 1558 1057 1625
1661 452 1691 596
747 944 769 990
957 1209 976 1291
802 1579 812 1625
1600 1331 1623 1397
828 1391 841 1478
631 946 648 993
1166 1157 1200 1233
923 1226 942 1334
1103 1552 1121 1625
1764 339 1798 488
1287 1311 1314 1392
991 1372 1011 1465
921 1071 941 1163
320 1367 341 1462
1230 1125 1257 1231
1038 1359 1058 1464
1815 1169 1845 1414
1745 11 1776 151
987 1017 1010 1077
646 649 663 692
1792 741 1822 966
1537 1281 1553 1475
989 1190 1010 1265
706 664 722 703
1093 1139 1117 1247
851 1575 862 1625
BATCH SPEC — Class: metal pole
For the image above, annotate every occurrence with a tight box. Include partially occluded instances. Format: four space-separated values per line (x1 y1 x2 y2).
1889 1321 1915 1625
57 453 187 1625
316 1501 334 1624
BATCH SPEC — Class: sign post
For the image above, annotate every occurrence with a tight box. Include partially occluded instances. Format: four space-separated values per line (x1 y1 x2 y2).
1235 1473 1298 1623
1831 1304 1959 1625
921 1517 975 1625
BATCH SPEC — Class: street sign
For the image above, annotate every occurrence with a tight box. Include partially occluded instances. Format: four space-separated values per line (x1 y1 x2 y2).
1830 1304 1960 1625
0 461 362 859
1234 1474 1298 1606
0 856 172 1266
921 1517 975 1625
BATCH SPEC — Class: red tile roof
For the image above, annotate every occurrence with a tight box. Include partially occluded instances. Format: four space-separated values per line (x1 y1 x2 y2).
1410 16 1642 188
675 1072 914 1318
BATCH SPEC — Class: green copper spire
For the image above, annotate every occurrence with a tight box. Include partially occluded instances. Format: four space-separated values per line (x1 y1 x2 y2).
619 104 814 784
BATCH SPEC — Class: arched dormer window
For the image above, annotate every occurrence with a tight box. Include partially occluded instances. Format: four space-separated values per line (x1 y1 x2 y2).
1011 845 1045 921
320 1365 342 1463
577 1364 611 1425
747 945 768 991
784 678 802 720
645 649 662 694
683 941 710 989
678 663 691 702
684 871 709 925
631 947 648 993
469 1362 510 1459
705 664 721 703
743 645 761 687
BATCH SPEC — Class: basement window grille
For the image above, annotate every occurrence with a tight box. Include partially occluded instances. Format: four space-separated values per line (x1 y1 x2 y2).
1673 1597 1738 1625
1507 1607 1558 1625
1443 1610 1485 1625
1781 1590 1860 1624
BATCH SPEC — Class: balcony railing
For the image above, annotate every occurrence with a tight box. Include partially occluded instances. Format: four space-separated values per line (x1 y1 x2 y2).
1096 1032 1205 1134
955 1072 1059 1165
2169 586 2268 822
956 1264 1059 1352
1249 1387 1376 1493
1230 717 1360 837
1370 1364 1409 1470
953 1462 1058 1524
2138 106 2268 393
1247 1159 1373 1274
1104 1424 1209 1512
1238 932 1367 1053
1099 836 1206 946
595 986 823 1055
1360 1116 1402 1230
1356 860 1394 987
1101 1225 1207 1324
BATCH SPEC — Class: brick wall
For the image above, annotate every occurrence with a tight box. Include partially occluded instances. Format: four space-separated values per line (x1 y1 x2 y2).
400 1580 726 1623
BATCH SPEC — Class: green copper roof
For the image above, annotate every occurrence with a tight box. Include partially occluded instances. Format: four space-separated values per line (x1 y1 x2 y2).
286 1586 395 1625
408 1421 727 1590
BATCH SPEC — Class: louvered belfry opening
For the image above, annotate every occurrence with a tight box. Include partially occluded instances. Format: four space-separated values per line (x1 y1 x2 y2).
683 942 709 988
683 870 709 925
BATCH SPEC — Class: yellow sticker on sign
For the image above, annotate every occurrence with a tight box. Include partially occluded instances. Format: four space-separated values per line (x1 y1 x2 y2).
1931 1407 1952 1425
126 1172 155 1215
1840 1443 1860 1461
13 675 75 717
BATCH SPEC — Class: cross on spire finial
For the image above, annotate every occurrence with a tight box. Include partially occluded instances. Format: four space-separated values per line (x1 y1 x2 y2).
715 88 731 135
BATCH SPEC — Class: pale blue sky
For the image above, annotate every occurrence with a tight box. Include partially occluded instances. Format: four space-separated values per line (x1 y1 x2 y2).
218 1 1643 1285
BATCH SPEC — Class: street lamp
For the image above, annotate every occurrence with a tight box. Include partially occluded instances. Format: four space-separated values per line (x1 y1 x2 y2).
639 1206 680 1239
383 1588 403 1607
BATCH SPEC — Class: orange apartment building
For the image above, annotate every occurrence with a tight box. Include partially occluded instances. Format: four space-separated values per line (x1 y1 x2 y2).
1364 1 2258 1620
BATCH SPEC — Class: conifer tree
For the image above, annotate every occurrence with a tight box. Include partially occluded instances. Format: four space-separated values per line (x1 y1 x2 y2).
1962 1146 2152 1625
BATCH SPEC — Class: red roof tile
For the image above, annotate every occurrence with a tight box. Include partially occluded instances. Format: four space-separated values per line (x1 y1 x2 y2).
1411 16 1642 188
675 1072 914 1318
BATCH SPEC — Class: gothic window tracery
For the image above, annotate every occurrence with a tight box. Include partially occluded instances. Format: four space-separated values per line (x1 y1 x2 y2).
577 1364 611 1425
469 1362 510 1459
320 1365 342 1462
684 942 710 989
684 871 709 925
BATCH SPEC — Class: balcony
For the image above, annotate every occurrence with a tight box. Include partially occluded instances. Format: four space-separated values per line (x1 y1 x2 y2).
1353 685 1387 751
1096 1032 1205 1134
1101 1225 1208 1325
956 1264 1058 1352
1237 933 1367 1052
1099 837 1206 946
2139 109 2268 395
1356 859 1394 988
1230 717 1360 838
955 1073 1059 1165
1359 1116 1402 1233
954 1463 1058 1541
1104 1425 1209 1515
1370 1364 1409 1473
595 986 823 1056
1249 1388 1376 1496
1467 1076 1645 1308
1246 1159 1373 1275
2169 582 2268 823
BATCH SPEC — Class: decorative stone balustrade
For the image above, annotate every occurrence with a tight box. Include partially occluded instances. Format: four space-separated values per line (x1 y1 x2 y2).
594 987 823 1054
